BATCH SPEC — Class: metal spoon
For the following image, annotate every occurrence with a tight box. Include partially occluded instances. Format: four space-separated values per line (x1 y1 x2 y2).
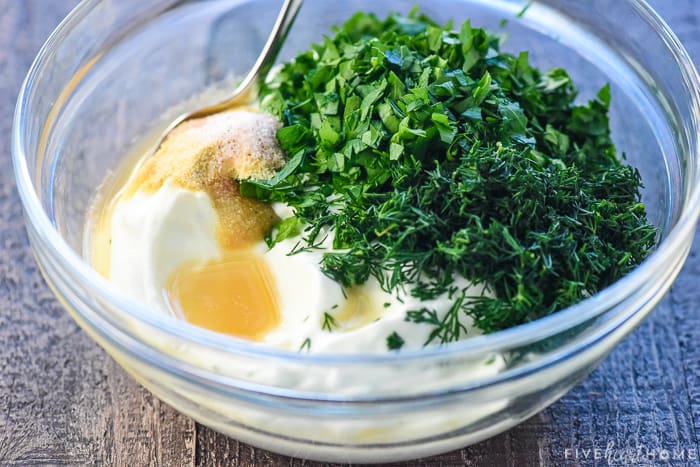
155 0 304 149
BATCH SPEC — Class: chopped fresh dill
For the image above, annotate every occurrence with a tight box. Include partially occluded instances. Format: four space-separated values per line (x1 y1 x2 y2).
243 10 657 341
517 1 533 18
321 312 339 332
299 337 312 352
407 290 470 344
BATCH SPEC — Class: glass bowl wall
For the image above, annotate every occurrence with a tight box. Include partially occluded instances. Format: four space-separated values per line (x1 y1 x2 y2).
13 0 700 462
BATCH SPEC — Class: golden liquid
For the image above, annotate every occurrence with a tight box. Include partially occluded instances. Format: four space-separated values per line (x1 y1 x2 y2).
334 289 381 331
166 251 280 341
87 129 159 279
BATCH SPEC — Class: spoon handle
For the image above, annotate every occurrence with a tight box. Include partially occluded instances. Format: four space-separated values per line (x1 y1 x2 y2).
243 0 304 94
189 0 304 119
154 0 303 150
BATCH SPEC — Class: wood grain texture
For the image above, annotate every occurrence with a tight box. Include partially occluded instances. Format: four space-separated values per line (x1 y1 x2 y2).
0 1 196 466
0 1 698 466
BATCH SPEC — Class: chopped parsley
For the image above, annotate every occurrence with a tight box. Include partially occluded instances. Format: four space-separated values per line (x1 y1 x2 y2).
386 331 405 350
243 10 656 342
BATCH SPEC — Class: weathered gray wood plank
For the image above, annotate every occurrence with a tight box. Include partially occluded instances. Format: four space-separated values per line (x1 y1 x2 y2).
0 1 699 466
0 1 196 466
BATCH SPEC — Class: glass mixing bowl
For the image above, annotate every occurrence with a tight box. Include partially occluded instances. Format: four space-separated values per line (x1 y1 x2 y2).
12 0 700 462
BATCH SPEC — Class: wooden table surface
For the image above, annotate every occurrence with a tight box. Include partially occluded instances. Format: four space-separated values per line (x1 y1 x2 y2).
2 1 700 466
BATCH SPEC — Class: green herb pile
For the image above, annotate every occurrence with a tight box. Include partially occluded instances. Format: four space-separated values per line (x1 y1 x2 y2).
242 10 656 346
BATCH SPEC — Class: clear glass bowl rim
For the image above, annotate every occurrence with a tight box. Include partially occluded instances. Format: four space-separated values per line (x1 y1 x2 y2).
11 0 700 370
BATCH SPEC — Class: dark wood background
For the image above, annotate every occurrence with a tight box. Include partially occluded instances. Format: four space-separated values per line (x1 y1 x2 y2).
2 1 700 465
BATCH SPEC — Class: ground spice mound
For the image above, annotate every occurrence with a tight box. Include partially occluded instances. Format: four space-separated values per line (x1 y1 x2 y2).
125 109 286 248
